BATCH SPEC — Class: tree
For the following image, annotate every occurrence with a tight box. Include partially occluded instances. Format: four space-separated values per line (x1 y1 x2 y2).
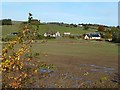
28 13 33 23
2 19 12 25
98 25 105 32
83 25 89 30
112 30 120 43
117 25 120 28
104 29 112 40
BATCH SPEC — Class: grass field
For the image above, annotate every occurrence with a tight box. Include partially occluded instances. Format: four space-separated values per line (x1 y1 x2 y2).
36 24 96 34
32 38 118 68
29 38 118 88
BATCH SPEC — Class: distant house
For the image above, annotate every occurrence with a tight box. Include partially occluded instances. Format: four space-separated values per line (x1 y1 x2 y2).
55 32 61 37
84 32 101 40
44 33 48 37
11 32 18 35
63 32 71 36
44 31 61 38
78 25 83 27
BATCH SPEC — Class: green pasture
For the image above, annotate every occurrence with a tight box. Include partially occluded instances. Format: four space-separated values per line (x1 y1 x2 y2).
32 38 118 59
35 24 96 34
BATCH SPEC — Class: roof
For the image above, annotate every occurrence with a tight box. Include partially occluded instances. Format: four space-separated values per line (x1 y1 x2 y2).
11 32 18 34
86 33 100 37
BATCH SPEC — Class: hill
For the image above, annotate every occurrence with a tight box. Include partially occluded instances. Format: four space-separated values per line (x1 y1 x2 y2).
2 21 97 38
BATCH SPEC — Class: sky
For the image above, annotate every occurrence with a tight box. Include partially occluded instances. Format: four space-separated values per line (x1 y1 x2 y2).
1 2 118 26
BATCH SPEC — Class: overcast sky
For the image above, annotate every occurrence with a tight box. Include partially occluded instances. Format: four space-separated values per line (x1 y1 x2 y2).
1 2 118 26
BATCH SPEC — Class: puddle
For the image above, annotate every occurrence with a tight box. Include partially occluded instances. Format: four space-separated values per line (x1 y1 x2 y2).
90 64 103 68
39 67 54 76
80 64 116 74
85 80 92 85
90 66 115 74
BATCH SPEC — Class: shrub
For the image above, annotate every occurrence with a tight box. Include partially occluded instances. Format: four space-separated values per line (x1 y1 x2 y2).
45 36 55 39
36 34 44 40
69 35 75 39
98 25 105 32
83 25 89 30
112 30 120 43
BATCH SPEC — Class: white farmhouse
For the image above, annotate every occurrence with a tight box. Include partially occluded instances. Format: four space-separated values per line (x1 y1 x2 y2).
55 32 61 37
84 33 101 40
44 33 47 37
84 34 89 40
43 31 61 38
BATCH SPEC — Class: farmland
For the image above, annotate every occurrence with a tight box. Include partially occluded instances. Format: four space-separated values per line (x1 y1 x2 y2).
2 21 97 38
1 22 119 88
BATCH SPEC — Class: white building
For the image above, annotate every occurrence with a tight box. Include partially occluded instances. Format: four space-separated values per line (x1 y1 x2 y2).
55 32 61 37
84 33 101 40
44 31 61 38
78 25 83 27
63 32 71 36
44 33 47 37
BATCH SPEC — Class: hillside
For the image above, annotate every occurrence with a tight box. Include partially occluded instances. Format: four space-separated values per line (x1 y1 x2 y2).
2 21 97 38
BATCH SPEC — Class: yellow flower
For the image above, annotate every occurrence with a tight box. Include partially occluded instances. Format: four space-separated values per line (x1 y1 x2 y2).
34 70 37 73
24 73 27 78
17 56 20 60
5 59 9 63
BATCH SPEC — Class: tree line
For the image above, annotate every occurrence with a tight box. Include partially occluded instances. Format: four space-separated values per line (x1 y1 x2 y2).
1 19 12 25
98 25 120 43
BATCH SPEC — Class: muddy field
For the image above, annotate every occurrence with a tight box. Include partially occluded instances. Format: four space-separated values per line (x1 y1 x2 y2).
29 38 119 88
2 38 119 88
